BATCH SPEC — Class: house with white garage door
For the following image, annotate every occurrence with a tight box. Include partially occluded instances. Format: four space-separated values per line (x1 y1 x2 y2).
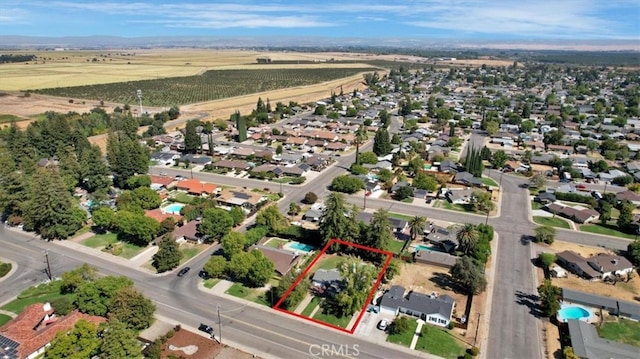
379 285 455 328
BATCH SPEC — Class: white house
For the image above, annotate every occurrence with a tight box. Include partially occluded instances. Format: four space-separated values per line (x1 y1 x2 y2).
379 285 455 328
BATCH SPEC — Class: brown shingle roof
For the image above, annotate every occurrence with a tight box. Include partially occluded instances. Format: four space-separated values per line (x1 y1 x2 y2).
249 245 301 275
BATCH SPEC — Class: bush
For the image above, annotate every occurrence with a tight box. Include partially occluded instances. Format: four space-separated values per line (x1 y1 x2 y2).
290 176 306 185
468 346 480 356
303 192 318 204
448 321 455 330
50 297 74 315
388 316 410 335
554 192 596 207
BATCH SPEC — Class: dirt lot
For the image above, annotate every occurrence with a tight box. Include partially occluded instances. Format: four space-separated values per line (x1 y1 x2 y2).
547 241 613 258
388 262 469 321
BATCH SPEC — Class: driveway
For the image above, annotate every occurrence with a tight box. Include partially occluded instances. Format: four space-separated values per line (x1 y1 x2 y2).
354 310 395 343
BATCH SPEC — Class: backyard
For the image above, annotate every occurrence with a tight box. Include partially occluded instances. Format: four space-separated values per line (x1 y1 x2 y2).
265 238 289 249
414 326 466 359
597 317 640 347
533 216 571 229
385 239 406 254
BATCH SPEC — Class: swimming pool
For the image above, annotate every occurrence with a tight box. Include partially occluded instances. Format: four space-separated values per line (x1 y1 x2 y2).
163 203 185 215
414 244 442 252
557 305 592 322
287 241 316 253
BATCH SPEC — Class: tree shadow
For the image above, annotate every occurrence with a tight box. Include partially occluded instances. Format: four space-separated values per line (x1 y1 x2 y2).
429 272 468 295
514 290 544 318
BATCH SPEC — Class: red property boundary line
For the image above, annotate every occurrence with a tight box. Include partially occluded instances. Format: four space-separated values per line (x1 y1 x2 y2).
274 238 393 334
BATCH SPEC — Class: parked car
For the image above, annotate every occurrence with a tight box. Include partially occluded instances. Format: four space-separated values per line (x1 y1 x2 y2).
177 267 191 277
377 319 389 331
591 191 603 200
159 171 168 176
576 184 588 191
198 270 208 279
198 323 214 335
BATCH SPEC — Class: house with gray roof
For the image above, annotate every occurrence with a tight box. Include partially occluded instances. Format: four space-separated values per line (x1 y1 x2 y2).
414 250 459 268
567 320 640 359
453 171 483 187
379 285 455 328
556 251 634 280
562 288 640 321
424 225 458 253
445 189 475 204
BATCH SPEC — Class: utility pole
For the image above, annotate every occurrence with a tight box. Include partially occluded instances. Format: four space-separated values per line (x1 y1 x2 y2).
217 304 222 344
485 210 489 225
44 250 52 280
363 189 367 209
474 313 481 347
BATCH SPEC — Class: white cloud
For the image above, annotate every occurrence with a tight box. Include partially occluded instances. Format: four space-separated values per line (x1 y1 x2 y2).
0 6 29 23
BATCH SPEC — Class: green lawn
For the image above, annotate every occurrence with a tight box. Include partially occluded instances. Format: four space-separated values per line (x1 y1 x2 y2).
265 238 288 248
312 308 352 328
0 262 11 278
71 225 92 238
81 232 118 248
119 243 147 259
597 319 640 347
580 224 636 239
179 245 203 264
225 283 268 304
415 326 466 359
482 177 498 187
0 314 12 326
385 240 405 254
387 319 419 347
389 212 415 221
203 278 220 289
272 177 299 184
531 200 543 210
1 281 75 315
314 255 343 270
301 297 321 317
252 189 282 202
172 192 196 204
533 216 571 229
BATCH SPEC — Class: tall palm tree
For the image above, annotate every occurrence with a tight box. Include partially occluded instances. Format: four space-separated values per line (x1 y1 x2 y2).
402 216 427 253
456 223 478 255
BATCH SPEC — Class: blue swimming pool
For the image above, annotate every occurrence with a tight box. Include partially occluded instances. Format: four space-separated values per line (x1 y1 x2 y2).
414 244 442 252
558 306 591 321
163 203 185 215
288 242 316 253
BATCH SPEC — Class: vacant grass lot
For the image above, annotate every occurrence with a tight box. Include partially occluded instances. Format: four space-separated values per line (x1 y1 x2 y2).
533 216 571 229
415 326 466 359
597 318 640 347
387 320 418 347
580 224 636 239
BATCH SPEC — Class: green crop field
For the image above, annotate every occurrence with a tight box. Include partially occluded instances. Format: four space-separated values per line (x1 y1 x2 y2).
33 68 377 106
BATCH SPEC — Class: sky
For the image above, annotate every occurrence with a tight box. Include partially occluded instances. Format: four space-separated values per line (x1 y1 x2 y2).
1 0 639 40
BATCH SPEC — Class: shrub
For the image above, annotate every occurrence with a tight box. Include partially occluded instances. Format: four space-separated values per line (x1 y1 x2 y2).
50 297 74 315
290 176 306 185
303 192 318 204
388 316 410 335
448 321 455 330
468 346 480 356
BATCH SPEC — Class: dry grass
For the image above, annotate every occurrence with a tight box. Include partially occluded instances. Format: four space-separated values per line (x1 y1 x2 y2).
543 320 563 359
547 241 612 258
551 274 639 302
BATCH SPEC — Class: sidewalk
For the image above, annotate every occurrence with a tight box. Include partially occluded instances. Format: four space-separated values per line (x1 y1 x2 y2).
293 293 313 314
409 320 425 350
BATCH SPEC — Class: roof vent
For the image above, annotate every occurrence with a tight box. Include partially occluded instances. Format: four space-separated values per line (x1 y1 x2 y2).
43 302 52 312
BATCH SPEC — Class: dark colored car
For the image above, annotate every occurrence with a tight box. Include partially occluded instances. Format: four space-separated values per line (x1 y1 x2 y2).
177 267 190 277
198 270 208 279
198 323 214 335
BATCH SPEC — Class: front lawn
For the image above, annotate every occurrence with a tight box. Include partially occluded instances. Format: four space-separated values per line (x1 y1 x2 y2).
580 224 636 240
387 319 418 347
119 243 147 259
1 281 75 314
312 308 352 328
0 314 12 326
531 200 543 210
301 296 321 317
388 212 414 221
482 177 498 187
81 232 118 248
415 326 466 359
385 240 406 254
272 177 299 184
225 282 268 305
533 216 571 229
252 188 282 202
597 318 640 347
179 244 204 264
0 262 11 277
203 278 220 289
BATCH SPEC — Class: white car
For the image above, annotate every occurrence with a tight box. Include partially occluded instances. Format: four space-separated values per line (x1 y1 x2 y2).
377 319 389 331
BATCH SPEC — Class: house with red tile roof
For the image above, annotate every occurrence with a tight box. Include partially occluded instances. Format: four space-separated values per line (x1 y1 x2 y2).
0 303 105 359
175 179 219 196
149 175 175 189
145 208 182 223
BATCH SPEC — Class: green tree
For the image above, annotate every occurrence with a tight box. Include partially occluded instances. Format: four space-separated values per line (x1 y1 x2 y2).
303 192 318 204
470 190 495 214
229 206 246 227
534 225 556 244
100 320 142 359
520 120 534 133
377 168 393 182
152 235 183 273
450 256 487 295
627 240 640 266
358 151 378 165
329 257 378 316
330 175 365 194
50 296 74 316
108 286 155 330
490 150 508 169
276 144 283 155
23 168 85 240
91 207 115 231
204 256 228 278
79 145 111 193
393 185 414 201
245 249 275 287
529 173 547 189
46 319 101 359
184 119 201 153
617 201 635 231
485 121 499 136
274 271 310 309
112 210 159 246
199 208 233 242
106 132 149 188
125 175 151 189
538 252 557 268
61 263 97 294
457 224 479 255
255 205 289 234
75 276 134 316
221 231 246 259
319 193 360 245
404 215 427 253
131 186 162 209
373 127 392 156
363 209 394 252
288 202 301 215
537 279 561 317
413 172 438 191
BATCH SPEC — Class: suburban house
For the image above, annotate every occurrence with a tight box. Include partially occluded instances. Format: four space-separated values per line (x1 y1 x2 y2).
445 189 475 204
312 269 343 296
545 203 599 224
616 190 640 207
414 250 459 268
534 192 556 204
379 285 455 328
0 303 105 359
175 179 219 196
556 251 634 280
303 204 324 222
567 320 640 359
248 245 301 276
562 288 640 321
172 220 202 243
216 189 265 212
424 225 458 253
145 208 182 223
149 175 175 190
211 159 250 171
453 171 483 187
